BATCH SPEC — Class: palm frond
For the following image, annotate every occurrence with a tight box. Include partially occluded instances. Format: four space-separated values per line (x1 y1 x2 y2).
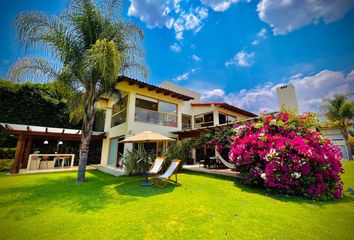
67 91 85 123
85 39 121 88
99 0 124 21
14 11 81 63
8 57 59 83
67 0 103 48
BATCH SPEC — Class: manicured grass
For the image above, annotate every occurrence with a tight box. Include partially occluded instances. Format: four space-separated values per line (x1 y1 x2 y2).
0 162 353 240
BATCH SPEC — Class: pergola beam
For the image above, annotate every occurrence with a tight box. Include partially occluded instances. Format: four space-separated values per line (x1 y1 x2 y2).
5 124 14 130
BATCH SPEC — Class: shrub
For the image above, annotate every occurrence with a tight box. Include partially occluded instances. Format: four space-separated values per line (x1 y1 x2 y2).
163 141 191 170
123 148 154 175
0 159 13 172
228 112 344 200
0 148 16 159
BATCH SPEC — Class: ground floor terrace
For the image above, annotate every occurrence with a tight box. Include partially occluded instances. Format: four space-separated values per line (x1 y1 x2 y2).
0 123 105 174
0 161 353 240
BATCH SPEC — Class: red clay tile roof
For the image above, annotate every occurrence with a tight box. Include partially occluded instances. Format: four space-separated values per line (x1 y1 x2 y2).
191 102 257 117
117 76 194 101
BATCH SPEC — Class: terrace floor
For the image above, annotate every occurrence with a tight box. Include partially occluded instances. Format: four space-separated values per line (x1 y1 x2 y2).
18 165 96 174
183 164 240 178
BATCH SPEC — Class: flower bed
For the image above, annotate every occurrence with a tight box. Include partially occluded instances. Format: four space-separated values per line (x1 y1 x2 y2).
228 112 344 200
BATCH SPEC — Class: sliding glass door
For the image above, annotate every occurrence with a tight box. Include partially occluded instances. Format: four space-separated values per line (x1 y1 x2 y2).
108 137 125 167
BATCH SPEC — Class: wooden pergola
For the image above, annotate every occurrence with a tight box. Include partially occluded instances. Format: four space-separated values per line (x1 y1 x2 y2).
0 123 105 174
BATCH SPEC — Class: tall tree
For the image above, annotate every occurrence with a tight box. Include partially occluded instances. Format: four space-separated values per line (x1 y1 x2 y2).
8 0 147 182
321 94 354 160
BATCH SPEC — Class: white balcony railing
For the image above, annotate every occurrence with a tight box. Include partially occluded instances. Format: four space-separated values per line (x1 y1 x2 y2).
135 107 177 127
194 121 214 129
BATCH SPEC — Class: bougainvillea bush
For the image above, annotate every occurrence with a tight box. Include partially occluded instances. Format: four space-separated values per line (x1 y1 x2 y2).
228 112 344 200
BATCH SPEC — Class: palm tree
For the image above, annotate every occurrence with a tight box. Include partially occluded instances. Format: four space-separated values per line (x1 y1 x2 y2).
8 0 147 182
321 94 354 160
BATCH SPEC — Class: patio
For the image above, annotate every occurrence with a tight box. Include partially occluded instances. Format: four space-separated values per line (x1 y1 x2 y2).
0 123 105 174
18 165 97 174
183 164 240 178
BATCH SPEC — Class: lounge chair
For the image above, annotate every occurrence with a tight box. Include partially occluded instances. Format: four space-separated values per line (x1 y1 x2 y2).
155 159 182 188
147 157 165 178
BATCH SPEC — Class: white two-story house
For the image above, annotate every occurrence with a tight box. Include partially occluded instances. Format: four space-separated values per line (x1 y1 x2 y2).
97 76 257 175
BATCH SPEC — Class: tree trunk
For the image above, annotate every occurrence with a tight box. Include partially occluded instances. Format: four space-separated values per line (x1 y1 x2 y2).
340 126 353 160
77 102 97 183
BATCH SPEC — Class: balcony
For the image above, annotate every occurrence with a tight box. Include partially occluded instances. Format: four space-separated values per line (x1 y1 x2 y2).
135 107 177 127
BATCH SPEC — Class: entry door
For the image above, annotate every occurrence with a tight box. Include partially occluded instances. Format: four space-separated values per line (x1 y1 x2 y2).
108 137 125 167
108 138 119 166
117 137 125 167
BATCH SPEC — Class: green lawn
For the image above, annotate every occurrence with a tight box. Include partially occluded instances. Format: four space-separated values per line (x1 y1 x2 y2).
0 162 353 240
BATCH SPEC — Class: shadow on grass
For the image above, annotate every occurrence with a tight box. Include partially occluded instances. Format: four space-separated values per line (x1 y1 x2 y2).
113 177 176 197
0 170 176 221
183 169 354 207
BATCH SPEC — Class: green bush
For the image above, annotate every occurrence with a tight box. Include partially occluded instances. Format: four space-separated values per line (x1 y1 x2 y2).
123 148 154 175
162 142 191 170
0 148 16 159
0 159 13 172
0 78 105 148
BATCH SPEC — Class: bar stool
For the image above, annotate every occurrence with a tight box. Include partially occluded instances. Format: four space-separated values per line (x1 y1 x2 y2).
40 156 49 169
62 156 70 167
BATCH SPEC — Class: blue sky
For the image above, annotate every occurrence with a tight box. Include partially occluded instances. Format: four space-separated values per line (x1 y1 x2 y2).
1 0 354 114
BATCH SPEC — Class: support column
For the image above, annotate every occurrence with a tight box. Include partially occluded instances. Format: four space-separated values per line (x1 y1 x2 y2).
10 134 26 174
22 137 33 169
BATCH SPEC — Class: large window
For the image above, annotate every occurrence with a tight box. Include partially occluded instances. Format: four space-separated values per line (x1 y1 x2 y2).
182 114 192 130
135 95 178 127
111 96 127 128
219 113 237 124
194 113 214 128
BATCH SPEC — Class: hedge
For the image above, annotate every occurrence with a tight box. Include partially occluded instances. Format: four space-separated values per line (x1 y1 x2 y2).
0 148 16 159
0 159 13 172
0 79 105 147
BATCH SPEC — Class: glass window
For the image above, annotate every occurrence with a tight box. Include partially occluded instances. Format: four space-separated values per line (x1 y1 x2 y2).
112 97 127 115
111 109 127 127
228 115 236 123
219 113 226 124
219 112 237 124
159 101 177 114
194 113 214 128
182 115 192 130
136 98 158 111
195 115 203 124
111 96 127 127
135 95 178 127
204 113 214 123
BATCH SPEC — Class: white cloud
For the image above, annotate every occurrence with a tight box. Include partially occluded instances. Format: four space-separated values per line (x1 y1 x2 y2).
225 50 255 67
257 0 354 35
201 88 226 101
128 0 208 41
257 28 267 38
201 0 239 12
251 40 259 46
174 68 196 81
170 43 182 53
251 28 267 46
175 72 189 81
192 54 201 62
212 69 354 114
127 0 174 28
